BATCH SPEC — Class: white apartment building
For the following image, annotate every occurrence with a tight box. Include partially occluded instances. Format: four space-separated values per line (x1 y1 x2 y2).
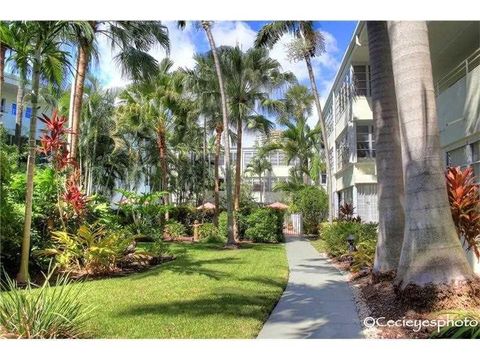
215 131 327 204
0 73 48 142
323 21 480 223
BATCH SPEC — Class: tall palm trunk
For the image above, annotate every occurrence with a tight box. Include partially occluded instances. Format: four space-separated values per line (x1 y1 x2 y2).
14 73 25 150
17 52 41 283
213 125 222 227
202 21 235 245
233 117 242 241
70 42 90 160
67 52 79 153
202 116 207 204
302 157 309 185
304 54 333 222
388 21 473 288
367 21 405 277
259 173 263 204
0 44 5 113
157 127 169 213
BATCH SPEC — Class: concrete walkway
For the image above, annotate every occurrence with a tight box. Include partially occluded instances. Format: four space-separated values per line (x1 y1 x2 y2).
258 236 363 339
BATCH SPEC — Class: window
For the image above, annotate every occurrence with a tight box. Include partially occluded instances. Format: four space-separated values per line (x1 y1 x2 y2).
356 125 376 159
0 98 5 113
277 151 287 165
11 103 16 116
335 72 352 116
353 65 369 96
243 151 255 168
25 107 32 119
336 131 350 170
447 146 468 167
324 102 334 136
472 141 480 181
357 184 378 223
321 173 327 185
338 187 353 210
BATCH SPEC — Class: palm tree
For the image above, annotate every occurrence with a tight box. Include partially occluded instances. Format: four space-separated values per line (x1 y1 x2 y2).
180 21 236 245
388 21 473 288
255 21 334 222
69 21 170 161
220 45 294 241
77 77 119 196
12 21 92 283
366 21 405 278
0 21 10 115
246 153 272 204
1 22 32 150
116 59 189 211
186 51 233 225
264 84 322 185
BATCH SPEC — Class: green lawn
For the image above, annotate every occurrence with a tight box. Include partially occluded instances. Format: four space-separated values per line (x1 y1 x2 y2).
79 242 288 338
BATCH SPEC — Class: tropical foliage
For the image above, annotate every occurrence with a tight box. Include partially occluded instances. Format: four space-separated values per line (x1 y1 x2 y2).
0 269 91 339
445 166 480 259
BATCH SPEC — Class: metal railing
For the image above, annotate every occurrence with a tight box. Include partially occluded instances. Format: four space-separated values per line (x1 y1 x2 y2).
435 48 480 95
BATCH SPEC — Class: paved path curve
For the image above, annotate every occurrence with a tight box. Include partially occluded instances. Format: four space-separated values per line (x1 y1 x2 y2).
258 236 364 339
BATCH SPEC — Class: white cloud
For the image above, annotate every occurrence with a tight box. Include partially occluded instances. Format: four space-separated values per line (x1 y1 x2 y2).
210 21 257 50
95 21 197 89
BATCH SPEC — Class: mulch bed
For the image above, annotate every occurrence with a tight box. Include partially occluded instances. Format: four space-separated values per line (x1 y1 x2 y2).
324 253 480 339
66 255 176 282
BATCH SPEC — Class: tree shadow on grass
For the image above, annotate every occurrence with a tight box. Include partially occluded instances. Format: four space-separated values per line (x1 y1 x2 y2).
238 243 284 252
130 250 243 281
238 276 287 289
115 289 282 320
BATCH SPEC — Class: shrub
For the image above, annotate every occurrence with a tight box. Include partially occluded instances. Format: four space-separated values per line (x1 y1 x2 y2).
218 211 228 239
351 238 377 272
244 208 284 243
39 223 132 274
168 205 201 235
320 221 378 258
291 186 328 234
198 223 225 244
165 220 186 240
0 269 91 338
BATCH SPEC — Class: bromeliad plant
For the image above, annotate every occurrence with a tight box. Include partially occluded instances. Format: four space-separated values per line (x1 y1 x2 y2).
445 166 480 259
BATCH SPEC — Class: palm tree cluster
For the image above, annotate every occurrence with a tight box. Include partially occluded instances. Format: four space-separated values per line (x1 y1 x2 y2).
0 19 475 297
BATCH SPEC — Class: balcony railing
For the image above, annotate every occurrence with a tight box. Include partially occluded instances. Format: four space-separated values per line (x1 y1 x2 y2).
435 48 480 95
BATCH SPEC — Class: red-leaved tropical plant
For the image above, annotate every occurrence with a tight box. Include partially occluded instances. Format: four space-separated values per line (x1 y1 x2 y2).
38 111 76 171
64 170 87 217
445 166 480 259
38 111 86 219
338 202 361 222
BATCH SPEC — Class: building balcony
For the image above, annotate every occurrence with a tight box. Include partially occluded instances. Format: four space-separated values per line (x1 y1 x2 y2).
435 47 480 148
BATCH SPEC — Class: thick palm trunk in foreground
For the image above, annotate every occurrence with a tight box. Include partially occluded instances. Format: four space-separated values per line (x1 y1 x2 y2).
17 55 41 283
202 21 235 246
388 21 473 288
367 21 405 277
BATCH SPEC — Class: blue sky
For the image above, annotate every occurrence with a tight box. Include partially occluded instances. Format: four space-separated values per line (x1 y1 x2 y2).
95 21 357 143
97 21 356 94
